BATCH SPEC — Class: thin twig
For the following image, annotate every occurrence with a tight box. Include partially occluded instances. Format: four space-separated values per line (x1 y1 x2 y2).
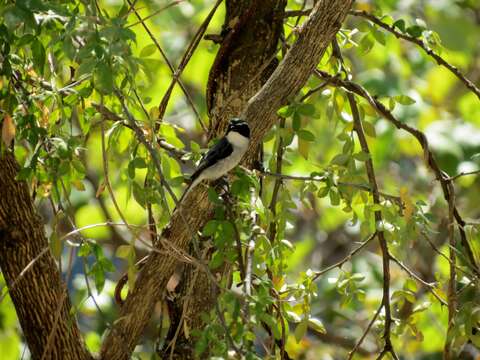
389 254 447 306
348 92 398 358
444 181 457 359
125 0 206 132
350 10 480 101
347 304 383 360
223 196 245 280
316 70 479 276
260 171 402 206
100 120 144 247
127 0 184 28
446 169 480 181
268 118 286 241
156 0 223 130
114 90 175 212
215 301 244 357
313 232 377 281
92 102 189 161
299 80 331 102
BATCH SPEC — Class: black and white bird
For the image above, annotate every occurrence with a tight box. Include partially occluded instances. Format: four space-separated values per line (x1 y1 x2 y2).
186 118 250 195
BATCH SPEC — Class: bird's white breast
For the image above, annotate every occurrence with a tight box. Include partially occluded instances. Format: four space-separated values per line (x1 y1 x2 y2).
227 131 250 148
200 132 249 181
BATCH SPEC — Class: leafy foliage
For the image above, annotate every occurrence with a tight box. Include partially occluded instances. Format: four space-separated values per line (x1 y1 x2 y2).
1 0 480 359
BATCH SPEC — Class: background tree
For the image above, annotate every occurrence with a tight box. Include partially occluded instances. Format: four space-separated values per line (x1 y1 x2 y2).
1 0 479 359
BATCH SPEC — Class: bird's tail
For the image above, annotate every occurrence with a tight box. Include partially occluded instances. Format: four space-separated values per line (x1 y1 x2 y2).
179 175 203 203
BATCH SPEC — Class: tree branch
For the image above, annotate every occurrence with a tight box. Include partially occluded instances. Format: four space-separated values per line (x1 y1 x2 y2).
348 93 398 359
316 70 479 276
312 232 377 281
350 10 480 101
99 1 353 358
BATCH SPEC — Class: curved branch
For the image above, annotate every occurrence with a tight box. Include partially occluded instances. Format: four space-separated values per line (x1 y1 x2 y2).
350 10 480 101
99 1 353 358
316 70 479 276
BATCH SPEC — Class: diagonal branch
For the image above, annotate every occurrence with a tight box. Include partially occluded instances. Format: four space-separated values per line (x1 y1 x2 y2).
99 1 353 358
350 10 480 101
312 232 377 281
286 8 480 101
316 70 479 276
348 93 399 359
125 0 208 132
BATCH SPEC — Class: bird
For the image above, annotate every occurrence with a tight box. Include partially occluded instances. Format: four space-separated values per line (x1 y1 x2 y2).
185 118 250 196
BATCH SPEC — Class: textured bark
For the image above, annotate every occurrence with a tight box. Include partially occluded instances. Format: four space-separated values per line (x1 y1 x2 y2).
0 152 92 360
100 1 353 359
161 1 286 357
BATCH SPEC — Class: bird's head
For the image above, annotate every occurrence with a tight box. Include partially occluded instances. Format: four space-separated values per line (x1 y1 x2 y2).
227 118 250 139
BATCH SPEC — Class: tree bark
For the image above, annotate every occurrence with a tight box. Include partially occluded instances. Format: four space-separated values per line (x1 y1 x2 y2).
0 152 92 360
100 1 353 358
161 1 286 357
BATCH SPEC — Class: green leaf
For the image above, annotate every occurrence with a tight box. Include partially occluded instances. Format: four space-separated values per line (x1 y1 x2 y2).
294 320 308 343
331 154 350 166
203 220 218 236
470 333 480 348
292 112 301 131
404 278 418 292
353 151 370 162
317 186 329 198
116 245 132 259
93 265 105 294
132 157 147 168
77 59 97 78
259 313 281 340
394 95 416 105
16 167 32 181
31 39 46 75
350 273 365 282
359 33 374 54
389 97 396 111
362 121 376 138
209 251 224 269
140 44 157 57
78 243 90 257
127 161 135 179
393 19 406 33
371 27 386 45
329 189 340 206
297 129 315 142
132 181 146 208
50 232 62 260
298 138 310 160
406 25 424 38
207 187 222 204
277 105 294 118
308 317 326 334
285 311 302 323
94 62 114 94
298 103 315 116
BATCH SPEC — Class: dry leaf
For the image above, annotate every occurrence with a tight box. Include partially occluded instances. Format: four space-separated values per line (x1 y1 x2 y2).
400 186 414 220
2 114 15 147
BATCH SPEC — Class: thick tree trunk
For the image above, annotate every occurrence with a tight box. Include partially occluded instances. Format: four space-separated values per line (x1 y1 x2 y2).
161 1 286 357
0 152 92 360
101 1 352 358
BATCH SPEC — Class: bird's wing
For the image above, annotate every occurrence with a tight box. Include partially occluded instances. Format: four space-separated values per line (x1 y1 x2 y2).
190 137 233 182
